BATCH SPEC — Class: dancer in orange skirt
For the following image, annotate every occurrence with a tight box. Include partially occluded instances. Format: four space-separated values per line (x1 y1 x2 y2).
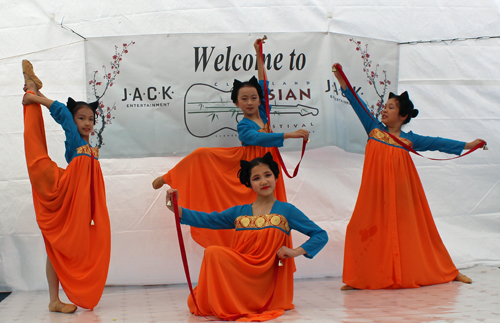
153 38 309 248
22 60 111 312
332 63 483 290
166 153 327 321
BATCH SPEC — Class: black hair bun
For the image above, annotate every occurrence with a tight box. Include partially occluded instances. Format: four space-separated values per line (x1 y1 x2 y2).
67 97 77 112
411 109 419 118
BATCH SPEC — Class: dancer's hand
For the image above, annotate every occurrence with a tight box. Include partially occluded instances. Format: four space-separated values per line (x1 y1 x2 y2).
284 129 309 141
152 176 165 189
22 92 36 105
277 246 306 259
464 139 486 150
22 89 54 109
254 37 266 53
332 63 347 90
166 189 182 218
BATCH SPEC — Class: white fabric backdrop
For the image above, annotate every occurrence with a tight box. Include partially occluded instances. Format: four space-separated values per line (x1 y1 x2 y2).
1 0 499 292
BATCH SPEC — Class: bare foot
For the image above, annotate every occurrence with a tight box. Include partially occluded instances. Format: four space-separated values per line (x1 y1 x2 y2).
48 301 77 314
454 273 472 284
152 176 165 189
340 284 357 290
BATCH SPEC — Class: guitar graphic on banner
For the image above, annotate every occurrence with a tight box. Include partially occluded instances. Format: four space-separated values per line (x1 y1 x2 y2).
183 83 319 138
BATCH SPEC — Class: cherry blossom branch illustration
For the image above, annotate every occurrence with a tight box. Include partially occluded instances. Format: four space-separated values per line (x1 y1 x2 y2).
89 41 135 148
350 38 391 119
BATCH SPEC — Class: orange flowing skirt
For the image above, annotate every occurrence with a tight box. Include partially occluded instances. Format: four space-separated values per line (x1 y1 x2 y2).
24 102 111 309
343 139 458 289
163 146 286 248
188 228 296 321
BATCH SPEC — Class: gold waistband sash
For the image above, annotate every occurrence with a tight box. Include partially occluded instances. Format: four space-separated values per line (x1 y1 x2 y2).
235 213 290 233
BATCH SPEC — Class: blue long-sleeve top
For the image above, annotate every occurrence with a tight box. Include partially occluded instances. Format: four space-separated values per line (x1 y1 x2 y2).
181 200 328 259
237 80 285 147
342 87 465 155
49 101 96 163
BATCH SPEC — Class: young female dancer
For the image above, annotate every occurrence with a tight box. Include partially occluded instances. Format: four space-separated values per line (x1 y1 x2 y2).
332 63 482 290
153 38 308 248
22 60 111 312
166 153 327 321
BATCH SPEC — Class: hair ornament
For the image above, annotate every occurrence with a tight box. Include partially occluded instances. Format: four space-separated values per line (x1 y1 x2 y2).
231 79 243 102
248 76 260 87
87 100 99 113
67 97 77 111
239 159 251 173
262 152 275 164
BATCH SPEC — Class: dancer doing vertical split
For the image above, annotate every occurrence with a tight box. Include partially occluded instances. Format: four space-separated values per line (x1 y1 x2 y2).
22 60 111 312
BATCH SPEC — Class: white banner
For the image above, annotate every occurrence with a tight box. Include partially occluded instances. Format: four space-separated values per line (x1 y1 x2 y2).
84 33 399 158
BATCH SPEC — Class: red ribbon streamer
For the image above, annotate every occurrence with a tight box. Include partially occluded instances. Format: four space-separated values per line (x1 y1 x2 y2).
171 193 209 319
258 39 307 178
334 64 486 160
90 149 95 225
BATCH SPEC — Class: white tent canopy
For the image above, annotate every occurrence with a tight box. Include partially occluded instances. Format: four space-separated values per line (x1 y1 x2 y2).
1 1 499 292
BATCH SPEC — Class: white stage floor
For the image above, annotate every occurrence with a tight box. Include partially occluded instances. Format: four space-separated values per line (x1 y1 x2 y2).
0 265 499 323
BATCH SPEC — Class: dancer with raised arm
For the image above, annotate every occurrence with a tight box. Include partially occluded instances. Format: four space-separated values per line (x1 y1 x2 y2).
332 63 482 290
153 38 308 248
22 60 111 312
